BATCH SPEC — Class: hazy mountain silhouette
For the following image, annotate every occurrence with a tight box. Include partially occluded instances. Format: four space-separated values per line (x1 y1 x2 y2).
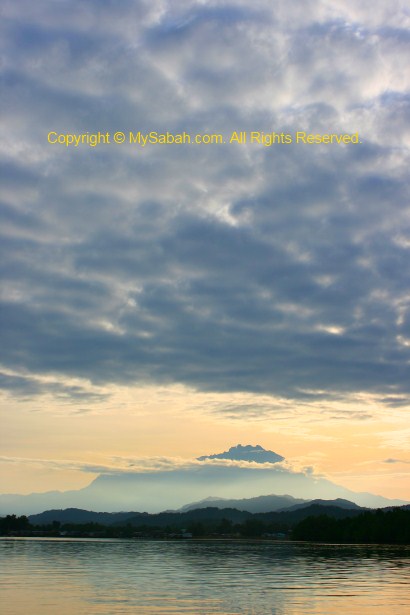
1 444 408 515
179 494 308 513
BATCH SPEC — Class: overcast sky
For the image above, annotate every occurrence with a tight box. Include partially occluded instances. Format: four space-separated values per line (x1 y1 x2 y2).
1 0 409 500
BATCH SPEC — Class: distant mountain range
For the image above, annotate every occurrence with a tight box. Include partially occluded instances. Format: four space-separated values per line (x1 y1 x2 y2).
178 495 363 513
1 444 408 515
26 499 409 530
27 497 367 526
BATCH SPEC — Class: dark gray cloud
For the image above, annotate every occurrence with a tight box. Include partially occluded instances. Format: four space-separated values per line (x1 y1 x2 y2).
0 371 109 403
1 1 410 408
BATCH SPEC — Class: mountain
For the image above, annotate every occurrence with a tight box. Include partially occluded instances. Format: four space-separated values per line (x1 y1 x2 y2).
279 498 364 512
26 498 368 526
24 501 389 533
198 444 285 463
28 508 138 526
26 503 368 529
179 494 308 513
260 504 367 525
1 444 408 515
123 504 369 528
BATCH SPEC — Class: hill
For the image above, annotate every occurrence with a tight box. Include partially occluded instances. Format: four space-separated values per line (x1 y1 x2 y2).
179 494 308 513
27 501 369 528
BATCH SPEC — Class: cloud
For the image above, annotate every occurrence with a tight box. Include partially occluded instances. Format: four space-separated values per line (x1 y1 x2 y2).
0 455 117 475
383 458 410 464
377 427 410 449
0 453 306 477
0 369 109 403
1 0 410 413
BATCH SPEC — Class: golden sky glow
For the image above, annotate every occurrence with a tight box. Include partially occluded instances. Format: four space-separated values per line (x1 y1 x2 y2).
1 382 409 500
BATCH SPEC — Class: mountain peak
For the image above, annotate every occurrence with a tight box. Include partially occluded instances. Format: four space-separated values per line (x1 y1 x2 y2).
197 444 285 464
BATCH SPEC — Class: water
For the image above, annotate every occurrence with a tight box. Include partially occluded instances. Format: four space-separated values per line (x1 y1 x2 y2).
1 538 409 615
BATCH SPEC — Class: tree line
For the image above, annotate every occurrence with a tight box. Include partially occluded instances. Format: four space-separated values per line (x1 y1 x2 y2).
292 508 410 544
1 508 409 544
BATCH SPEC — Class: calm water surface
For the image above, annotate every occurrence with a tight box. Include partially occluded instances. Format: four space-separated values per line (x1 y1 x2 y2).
1 538 409 614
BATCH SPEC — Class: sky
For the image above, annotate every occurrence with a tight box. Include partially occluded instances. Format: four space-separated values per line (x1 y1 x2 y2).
1 0 410 502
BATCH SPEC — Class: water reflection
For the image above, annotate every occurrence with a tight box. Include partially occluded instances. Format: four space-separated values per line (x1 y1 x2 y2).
1 538 409 615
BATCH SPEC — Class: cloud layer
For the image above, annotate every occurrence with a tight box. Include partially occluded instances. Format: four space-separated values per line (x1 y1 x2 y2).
1 1 410 413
